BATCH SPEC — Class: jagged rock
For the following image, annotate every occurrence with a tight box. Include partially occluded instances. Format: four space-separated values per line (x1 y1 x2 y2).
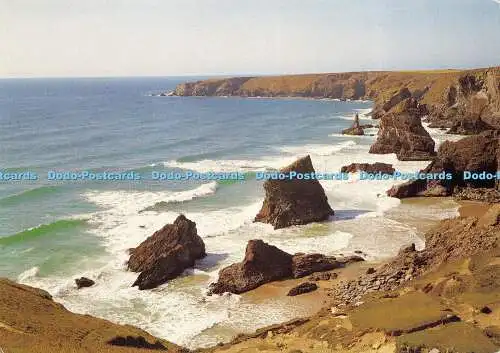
342 113 364 135
448 116 495 135
308 271 337 281
128 215 206 290
75 277 95 289
287 282 318 296
454 187 500 203
208 240 360 295
207 240 293 295
291 253 339 278
387 133 499 198
369 98 436 161
382 88 413 112
426 69 500 133
254 155 334 229
341 162 395 175
342 126 364 135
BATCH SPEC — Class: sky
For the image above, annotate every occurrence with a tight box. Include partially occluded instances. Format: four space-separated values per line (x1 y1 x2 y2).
1 0 500 78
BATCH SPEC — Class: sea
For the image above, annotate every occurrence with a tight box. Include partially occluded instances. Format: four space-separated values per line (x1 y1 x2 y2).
0 77 461 348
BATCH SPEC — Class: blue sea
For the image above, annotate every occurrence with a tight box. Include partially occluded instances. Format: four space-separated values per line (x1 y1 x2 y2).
0 77 458 347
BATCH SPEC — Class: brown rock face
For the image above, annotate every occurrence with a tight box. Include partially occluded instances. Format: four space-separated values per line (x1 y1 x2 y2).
208 240 362 295
254 155 334 229
291 253 340 278
342 126 364 135
207 240 293 295
75 277 95 289
128 215 206 290
387 132 499 198
341 162 395 175
342 113 365 135
427 69 500 133
369 98 436 161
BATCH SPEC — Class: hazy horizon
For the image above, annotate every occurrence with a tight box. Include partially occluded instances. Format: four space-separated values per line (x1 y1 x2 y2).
2 0 500 78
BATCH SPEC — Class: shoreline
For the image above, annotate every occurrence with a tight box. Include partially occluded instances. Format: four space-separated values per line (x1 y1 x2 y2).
7 100 463 350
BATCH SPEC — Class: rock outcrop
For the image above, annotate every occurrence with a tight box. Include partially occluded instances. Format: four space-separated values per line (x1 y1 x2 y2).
371 87 413 119
287 282 318 296
387 132 499 198
335 206 500 305
128 215 206 290
341 162 395 175
108 336 166 350
291 253 340 278
369 98 436 161
75 277 95 289
208 240 362 295
254 155 334 229
427 69 500 133
342 113 364 135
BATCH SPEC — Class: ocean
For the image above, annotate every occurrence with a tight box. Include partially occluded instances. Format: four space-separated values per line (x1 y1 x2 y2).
0 77 459 348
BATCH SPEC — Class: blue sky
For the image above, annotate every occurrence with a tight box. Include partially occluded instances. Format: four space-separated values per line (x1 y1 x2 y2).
1 0 500 77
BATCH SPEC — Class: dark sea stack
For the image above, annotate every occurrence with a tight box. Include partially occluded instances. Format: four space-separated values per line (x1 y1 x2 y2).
207 240 294 295
287 282 318 297
128 215 206 290
387 132 499 199
342 113 364 135
369 98 436 161
254 155 334 229
341 162 395 175
75 277 95 289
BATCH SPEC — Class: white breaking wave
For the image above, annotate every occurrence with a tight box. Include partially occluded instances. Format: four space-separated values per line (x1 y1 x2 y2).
18 266 40 282
423 122 465 148
164 140 360 174
18 107 463 349
163 157 296 173
278 140 357 156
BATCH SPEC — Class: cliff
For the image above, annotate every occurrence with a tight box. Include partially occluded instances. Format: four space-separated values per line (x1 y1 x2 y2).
0 278 186 353
172 67 500 129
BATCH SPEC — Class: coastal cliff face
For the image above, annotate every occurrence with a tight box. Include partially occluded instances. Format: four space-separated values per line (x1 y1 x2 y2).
172 67 500 131
0 278 186 353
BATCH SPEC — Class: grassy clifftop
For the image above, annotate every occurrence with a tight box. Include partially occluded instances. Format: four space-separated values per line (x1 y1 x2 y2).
172 67 499 108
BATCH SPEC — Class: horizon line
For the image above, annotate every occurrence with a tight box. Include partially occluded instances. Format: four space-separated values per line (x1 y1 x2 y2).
0 64 498 80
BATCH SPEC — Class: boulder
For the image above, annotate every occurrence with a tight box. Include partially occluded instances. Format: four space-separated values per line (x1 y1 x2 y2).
128 215 206 290
341 162 395 175
75 277 95 289
208 240 362 295
342 126 364 135
207 240 293 295
369 98 436 161
254 155 334 229
387 133 499 198
287 282 318 296
291 253 339 278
